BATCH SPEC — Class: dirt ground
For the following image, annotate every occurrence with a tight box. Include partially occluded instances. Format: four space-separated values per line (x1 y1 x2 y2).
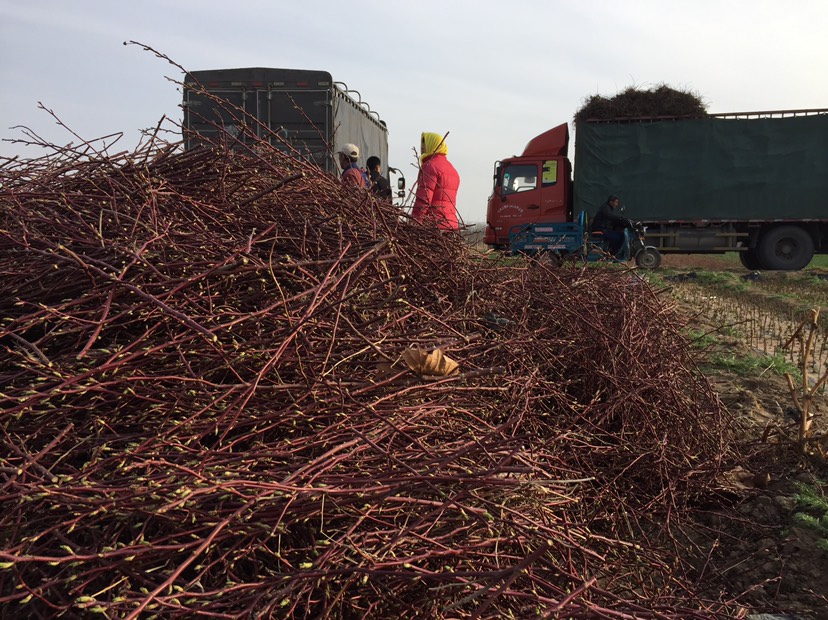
657 254 828 619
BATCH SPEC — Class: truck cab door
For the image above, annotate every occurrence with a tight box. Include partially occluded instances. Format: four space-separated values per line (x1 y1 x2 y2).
485 157 569 246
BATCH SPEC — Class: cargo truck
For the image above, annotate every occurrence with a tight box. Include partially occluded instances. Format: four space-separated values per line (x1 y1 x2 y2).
182 67 401 190
484 109 828 270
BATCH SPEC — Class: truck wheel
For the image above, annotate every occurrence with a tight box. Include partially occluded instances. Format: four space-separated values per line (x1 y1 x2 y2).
635 247 661 270
738 249 762 270
756 226 814 271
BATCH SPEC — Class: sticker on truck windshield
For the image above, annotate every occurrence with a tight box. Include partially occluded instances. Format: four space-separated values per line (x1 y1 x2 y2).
542 160 558 184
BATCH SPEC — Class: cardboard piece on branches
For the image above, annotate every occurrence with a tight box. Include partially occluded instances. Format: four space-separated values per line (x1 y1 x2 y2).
401 347 459 377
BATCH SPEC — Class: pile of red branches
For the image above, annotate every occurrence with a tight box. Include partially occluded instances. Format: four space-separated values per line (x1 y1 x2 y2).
1 135 737 618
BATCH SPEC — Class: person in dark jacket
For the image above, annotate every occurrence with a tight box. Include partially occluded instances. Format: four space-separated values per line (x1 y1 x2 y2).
591 194 630 255
367 156 392 199
412 132 460 230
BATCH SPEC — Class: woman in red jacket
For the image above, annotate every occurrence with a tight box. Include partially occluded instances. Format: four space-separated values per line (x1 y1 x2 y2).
412 132 460 230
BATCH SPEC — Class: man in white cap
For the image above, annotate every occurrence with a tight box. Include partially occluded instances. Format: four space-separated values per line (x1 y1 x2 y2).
337 143 369 188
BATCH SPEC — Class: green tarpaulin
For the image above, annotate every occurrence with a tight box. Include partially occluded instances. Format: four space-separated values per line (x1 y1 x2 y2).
573 114 828 221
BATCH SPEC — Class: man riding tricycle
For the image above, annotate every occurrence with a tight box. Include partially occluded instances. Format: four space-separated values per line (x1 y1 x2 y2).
508 194 662 269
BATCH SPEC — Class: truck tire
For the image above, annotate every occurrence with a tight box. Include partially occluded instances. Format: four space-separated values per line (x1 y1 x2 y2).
756 225 814 271
738 249 762 270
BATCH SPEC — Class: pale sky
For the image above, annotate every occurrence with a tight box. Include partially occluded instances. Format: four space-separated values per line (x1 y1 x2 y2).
2 0 827 224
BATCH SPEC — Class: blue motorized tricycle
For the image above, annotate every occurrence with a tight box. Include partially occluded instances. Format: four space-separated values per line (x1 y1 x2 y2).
508 211 661 269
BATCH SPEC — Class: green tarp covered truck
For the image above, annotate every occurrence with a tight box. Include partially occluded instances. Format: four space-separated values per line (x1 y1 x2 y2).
485 110 828 270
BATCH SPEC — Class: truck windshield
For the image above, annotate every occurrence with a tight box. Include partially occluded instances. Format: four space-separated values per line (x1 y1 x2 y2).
502 164 538 195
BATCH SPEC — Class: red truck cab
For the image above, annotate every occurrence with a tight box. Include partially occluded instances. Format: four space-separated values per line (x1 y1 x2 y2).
484 123 573 248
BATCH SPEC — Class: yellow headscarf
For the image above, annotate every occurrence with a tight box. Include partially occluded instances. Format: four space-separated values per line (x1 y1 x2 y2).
420 132 449 162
